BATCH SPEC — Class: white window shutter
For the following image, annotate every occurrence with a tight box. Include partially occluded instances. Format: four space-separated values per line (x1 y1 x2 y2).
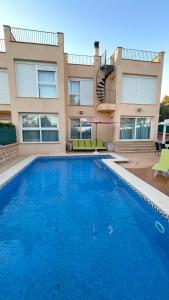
0 70 10 104
122 75 138 103
16 63 37 97
139 77 156 104
80 79 93 105
37 64 56 71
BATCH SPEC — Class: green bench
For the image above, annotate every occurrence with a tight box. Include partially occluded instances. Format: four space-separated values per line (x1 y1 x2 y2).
72 139 107 151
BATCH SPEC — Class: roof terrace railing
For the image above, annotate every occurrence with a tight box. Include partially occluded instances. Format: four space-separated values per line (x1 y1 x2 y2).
0 39 5 52
68 54 94 65
10 27 58 45
122 48 160 62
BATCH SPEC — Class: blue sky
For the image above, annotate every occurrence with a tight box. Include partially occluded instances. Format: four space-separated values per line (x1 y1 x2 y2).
0 0 168 99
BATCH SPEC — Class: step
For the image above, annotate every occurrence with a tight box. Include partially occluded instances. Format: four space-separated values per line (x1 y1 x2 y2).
116 142 155 147
115 141 155 153
117 145 155 149
117 149 156 153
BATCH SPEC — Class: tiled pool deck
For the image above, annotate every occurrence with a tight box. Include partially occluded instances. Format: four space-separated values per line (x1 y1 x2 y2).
103 159 169 220
0 152 169 219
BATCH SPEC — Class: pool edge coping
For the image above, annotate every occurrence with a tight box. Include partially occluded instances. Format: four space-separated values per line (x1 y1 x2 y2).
0 155 38 188
102 159 169 219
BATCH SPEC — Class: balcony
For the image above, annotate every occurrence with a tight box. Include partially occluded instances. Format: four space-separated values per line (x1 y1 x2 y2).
9 27 58 46
67 54 94 65
97 89 116 112
0 39 5 52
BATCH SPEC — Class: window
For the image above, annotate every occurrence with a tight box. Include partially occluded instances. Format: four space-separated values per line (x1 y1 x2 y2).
68 79 93 105
122 75 156 104
16 62 57 98
38 70 56 98
69 81 80 105
70 118 92 139
0 69 10 104
120 117 151 140
120 118 135 140
21 114 59 143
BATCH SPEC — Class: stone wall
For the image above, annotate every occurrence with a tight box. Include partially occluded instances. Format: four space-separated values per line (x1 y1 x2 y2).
0 143 18 163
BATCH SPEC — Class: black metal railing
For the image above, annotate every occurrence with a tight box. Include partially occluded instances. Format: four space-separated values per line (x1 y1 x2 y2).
0 39 5 52
99 89 116 104
122 48 160 62
68 54 94 65
100 51 111 66
10 27 58 45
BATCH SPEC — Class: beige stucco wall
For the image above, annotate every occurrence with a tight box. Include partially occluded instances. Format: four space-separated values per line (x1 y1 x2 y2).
0 26 164 154
64 58 114 143
110 48 164 142
2 26 66 154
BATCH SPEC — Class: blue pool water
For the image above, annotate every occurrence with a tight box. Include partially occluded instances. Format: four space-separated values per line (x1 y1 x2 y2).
0 156 169 300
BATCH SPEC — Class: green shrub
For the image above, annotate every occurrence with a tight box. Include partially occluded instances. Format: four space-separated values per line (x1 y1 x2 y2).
0 124 16 145
0 122 15 128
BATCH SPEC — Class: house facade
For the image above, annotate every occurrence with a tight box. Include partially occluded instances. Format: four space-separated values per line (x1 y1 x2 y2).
0 25 164 154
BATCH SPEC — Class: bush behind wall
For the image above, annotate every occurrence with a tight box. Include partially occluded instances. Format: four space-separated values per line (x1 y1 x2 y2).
0 123 16 145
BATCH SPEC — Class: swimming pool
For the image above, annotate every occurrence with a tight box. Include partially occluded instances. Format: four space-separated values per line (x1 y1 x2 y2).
0 156 169 299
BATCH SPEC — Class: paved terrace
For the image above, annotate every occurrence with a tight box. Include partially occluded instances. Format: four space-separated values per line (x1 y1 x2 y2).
120 152 169 196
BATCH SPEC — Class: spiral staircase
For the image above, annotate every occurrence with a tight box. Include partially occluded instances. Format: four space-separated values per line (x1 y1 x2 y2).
96 51 115 112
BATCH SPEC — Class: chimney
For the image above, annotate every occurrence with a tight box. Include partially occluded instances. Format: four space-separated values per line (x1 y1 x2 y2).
94 41 99 56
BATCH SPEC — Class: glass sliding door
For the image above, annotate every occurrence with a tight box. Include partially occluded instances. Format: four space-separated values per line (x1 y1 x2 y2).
120 118 135 140
136 118 151 139
120 117 151 140
70 118 92 139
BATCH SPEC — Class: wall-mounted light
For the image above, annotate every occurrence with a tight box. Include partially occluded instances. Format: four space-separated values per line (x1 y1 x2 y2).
137 108 142 112
79 111 84 115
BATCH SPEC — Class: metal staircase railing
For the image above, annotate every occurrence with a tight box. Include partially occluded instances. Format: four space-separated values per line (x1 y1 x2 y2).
96 50 114 103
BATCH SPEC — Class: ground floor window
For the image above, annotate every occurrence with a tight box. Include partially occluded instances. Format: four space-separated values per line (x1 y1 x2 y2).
120 117 151 140
21 113 59 142
70 118 92 139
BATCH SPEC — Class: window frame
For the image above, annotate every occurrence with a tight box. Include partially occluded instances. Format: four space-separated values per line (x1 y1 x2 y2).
37 68 57 99
0 69 10 104
68 79 81 105
15 61 58 99
68 78 93 106
20 113 60 143
122 74 157 105
69 117 92 140
119 116 152 141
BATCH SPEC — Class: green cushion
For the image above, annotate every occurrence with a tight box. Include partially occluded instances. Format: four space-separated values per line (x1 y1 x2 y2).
84 140 92 149
79 140 85 149
96 139 107 150
152 149 169 172
91 139 97 148
72 140 79 149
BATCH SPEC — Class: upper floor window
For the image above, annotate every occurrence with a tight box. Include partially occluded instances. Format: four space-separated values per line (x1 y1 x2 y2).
16 62 57 98
122 75 156 104
0 69 10 104
69 81 80 105
68 79 93 105
38 70 56 98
